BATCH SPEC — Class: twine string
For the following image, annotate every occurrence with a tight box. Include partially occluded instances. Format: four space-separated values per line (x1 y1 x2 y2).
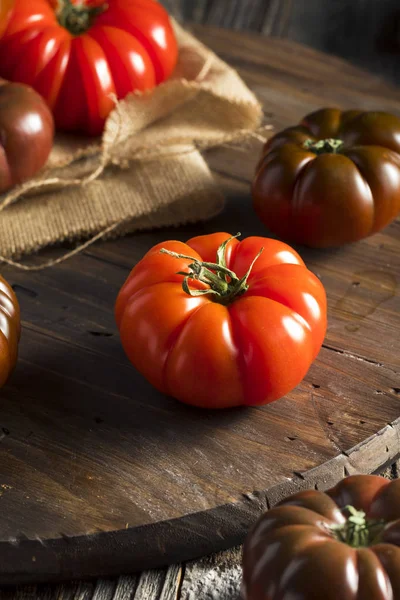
0 220 125 271
0 124 272 271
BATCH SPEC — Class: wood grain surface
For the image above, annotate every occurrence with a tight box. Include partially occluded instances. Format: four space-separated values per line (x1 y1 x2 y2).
0 26 399 585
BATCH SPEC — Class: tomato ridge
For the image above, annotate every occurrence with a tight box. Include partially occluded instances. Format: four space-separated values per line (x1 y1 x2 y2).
160 300 210 397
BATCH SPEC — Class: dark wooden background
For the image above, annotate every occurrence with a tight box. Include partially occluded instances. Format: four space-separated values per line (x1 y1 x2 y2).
161 0 400 84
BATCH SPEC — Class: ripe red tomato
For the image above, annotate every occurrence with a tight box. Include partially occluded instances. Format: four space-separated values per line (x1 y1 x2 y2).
0 0 14 37
115 233 327 409
0 0 178 135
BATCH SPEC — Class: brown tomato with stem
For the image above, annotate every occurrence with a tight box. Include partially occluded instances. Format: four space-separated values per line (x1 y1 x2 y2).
243 474 400 600
253 108 400 247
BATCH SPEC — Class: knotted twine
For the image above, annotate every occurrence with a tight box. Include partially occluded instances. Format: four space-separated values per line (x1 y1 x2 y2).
0 21 267 270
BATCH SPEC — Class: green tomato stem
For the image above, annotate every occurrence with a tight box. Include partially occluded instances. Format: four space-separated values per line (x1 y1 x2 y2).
57 0 107 35
160 233 263 305
329 505 385 548
303 138 344 155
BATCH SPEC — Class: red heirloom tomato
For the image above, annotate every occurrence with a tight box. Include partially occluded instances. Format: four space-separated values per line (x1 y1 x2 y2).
0 274 20 387
0 0 14 37
115 233 327 408
243 474 400 600
253 108 400 247
0 0 178 135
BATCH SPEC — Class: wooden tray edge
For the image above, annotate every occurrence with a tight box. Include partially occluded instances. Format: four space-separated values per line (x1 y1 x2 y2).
1 418 399 586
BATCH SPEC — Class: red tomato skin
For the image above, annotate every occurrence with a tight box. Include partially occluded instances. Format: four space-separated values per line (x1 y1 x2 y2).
165 302 244 409
0 0 178 135
0 0 14 37
228 295 315 406
119 282 207 394
116 233 327 409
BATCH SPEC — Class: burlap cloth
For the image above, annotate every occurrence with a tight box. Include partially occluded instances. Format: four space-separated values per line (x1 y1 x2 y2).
0 21 264 268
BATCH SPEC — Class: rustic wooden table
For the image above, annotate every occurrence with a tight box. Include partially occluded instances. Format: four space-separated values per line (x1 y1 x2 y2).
1 24 400 600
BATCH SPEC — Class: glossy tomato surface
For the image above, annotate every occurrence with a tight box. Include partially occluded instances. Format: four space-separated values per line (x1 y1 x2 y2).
115 232 327 408
253 108 400 247
0 78 54 192
243 475 400 600
0 0 178 135
0 274 20 387
0 0 14 37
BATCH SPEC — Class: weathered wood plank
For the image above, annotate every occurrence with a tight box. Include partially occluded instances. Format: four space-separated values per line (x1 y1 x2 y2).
112 576 138 600
162 0 400 83
91 580 116 600
285 0 400 81
159 566 183 600
72 582 95 600
133 572 165 600
163 0 284 33
159 0 183 21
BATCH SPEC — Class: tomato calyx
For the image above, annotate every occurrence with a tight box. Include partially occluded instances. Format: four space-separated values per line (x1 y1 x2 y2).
56 0 107 35
303 138 344 155
328 505 385 548
160 233 264 305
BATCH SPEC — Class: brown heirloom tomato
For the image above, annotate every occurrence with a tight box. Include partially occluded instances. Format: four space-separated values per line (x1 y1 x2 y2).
0 78 54 193
0 274 20 387
252 108 400 247
243 474 400 600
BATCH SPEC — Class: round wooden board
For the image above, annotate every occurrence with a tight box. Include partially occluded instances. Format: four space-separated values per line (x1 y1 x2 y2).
0 27 400 585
